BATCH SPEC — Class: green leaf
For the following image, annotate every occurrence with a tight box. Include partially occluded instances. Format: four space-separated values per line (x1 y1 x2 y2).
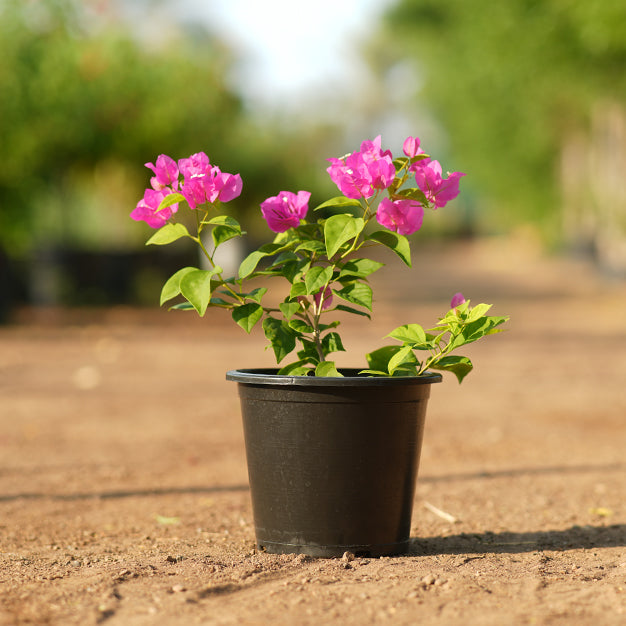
392 366 420 376
180 268 221 316
450 315 508 349
339 258 384 279
157 192 186 212
392 156 410 170
295 240 326 255
430 355 473 383
388 345 415 374
315 361 343 377
239 251 268 279
367 230 411 267
411 153 431 165
387 323 428 345
358 369 389 377
239 243 288 278
159 267 197 305
262 317 297 363
289 319 314 333
245 287 267 303
278 360 312 376
279 302 301 319
335 281 373 310
324 214 365 258
314 196 363 211
268 251 299 267
269 257 307 283
333 304 371 319
305 265 333 295
146 222 190 246
170 302 195 311
232 303 263 333
209 297 229 306
395 187 429 204
321 332 345 355
289 282 307 300
293 223 320 239
297 338 321 364
466 302 492 321
204 215 242 229
212 225 242 247
366 345 418 375
485 324 508 336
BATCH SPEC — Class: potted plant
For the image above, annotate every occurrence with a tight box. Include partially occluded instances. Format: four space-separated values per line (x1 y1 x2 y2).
131 135 508 557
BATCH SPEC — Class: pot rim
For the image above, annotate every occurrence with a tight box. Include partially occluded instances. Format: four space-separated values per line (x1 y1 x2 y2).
226 368 442 387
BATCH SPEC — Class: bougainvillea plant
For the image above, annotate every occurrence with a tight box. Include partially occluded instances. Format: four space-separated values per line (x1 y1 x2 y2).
131 135 508 380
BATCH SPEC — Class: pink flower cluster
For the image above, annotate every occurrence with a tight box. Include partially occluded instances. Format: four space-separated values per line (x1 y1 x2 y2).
323 135 465 237
376 197 424 236
403 135 466 209
260 191 311 233
327 136 395 200
131 152 242 228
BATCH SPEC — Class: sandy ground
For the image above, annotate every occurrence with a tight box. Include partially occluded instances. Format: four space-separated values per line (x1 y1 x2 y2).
0 237 625 625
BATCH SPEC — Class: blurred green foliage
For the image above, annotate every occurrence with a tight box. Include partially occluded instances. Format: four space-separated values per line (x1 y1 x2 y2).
379 0 626 237
0 0 333 260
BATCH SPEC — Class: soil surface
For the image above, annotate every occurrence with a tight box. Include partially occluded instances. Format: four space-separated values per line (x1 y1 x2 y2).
1 237 625 625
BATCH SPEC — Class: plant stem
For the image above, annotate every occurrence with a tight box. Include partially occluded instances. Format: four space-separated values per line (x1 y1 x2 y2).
194 212 246 305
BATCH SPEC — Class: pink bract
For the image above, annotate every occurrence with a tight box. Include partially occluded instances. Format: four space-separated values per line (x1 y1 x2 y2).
376 197 424 236
181 165 243 209
261 191 311 233
450 292 466 308
313 285 334 311
178 152 211 180
413 160 465 209
326 136 395 200
181 177 206 210
145 154 179 190
402 136 421 158
326 157 370 199
130 188 179 229
208 170 243 203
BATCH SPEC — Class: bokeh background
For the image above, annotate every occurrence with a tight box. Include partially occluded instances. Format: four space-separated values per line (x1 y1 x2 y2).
1 0 625 320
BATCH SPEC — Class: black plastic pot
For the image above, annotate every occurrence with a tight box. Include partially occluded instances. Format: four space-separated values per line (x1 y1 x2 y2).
226 368 442 558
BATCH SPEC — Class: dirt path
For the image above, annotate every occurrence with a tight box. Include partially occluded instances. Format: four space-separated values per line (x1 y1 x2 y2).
1 238 625 625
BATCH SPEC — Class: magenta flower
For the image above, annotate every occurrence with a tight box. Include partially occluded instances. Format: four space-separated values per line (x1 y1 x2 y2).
376 198 424 236
358 136 396 189
261 191 311 233
402 136 421 158
450 292 466 308
313 284 334 311
180 160 243 209
327 136 395 199
178 152 211 180
203 168 243 204
326 156 371 199
413 160 465 209
130 188 179 228
180 177 206 210
404 136 431 168
145 154 179 190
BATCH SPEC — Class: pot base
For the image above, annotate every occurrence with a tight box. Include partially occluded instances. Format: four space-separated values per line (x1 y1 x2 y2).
257 539 409 559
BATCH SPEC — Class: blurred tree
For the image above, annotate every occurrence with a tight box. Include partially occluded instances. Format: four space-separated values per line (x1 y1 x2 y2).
0 0 246 255
0 0 337 307
377 0 626 241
